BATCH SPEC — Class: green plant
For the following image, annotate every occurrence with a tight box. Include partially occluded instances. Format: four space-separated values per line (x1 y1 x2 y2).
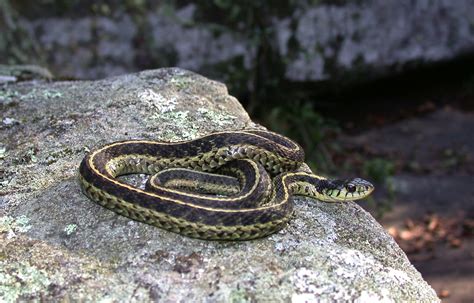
263 101 340 173
363 158 395 183
363 158 396 218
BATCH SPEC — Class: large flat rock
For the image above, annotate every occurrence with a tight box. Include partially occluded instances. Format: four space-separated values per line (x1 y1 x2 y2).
0 68 438 301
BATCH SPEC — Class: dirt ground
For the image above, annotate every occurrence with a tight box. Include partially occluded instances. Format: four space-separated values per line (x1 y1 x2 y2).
343 107 474 302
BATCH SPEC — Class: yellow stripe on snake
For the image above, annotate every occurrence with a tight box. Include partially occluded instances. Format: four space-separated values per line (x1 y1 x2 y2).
78 130 374 240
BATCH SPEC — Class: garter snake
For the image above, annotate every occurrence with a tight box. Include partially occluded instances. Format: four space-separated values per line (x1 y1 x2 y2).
78 130 374 240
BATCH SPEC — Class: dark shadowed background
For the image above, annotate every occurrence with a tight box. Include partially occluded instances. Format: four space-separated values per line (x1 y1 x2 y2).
2 1 473 302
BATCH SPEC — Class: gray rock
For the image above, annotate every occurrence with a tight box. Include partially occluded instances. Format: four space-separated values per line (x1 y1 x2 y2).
12 1 474 84
0 68 438 302
279 0 474 81
0 64 53 82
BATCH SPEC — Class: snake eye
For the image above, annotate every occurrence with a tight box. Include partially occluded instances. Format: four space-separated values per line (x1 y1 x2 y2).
346 183 356 193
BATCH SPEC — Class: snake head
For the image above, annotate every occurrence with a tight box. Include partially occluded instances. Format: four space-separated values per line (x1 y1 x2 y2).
321 178 374 202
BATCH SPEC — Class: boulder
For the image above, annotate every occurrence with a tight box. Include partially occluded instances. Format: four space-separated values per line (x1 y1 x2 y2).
5 1 474 84
0 68 438 301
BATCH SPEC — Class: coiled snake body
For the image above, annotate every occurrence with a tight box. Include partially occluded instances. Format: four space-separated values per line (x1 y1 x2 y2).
79 130 373 240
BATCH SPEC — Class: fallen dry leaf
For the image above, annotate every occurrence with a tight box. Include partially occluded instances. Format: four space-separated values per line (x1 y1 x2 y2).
427 215 439 231
387 213 472 256
438 289 450 298
387 226 398 238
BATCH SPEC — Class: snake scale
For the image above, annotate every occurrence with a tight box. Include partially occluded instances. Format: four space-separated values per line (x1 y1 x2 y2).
79 130 374 240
